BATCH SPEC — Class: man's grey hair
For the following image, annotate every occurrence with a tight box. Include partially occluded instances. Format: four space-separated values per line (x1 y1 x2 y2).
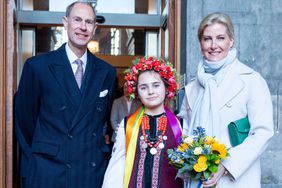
65 1 97 18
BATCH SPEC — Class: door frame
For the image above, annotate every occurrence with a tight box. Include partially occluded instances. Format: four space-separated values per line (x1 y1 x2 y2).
0 0 16 188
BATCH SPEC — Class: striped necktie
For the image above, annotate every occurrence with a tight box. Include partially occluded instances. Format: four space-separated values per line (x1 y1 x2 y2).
74 59 84 89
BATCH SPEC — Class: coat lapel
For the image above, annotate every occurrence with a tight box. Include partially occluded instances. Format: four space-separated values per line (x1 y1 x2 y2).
217 61 254 109
184 80 202 111
70 53 109 130
217 68 245 109
48 45 82 109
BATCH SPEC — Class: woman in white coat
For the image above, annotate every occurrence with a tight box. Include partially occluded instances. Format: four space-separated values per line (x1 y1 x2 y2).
178 12 274 188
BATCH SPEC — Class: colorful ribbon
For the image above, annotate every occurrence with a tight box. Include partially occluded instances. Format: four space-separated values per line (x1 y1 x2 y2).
124 106 144 188
198 180 203 188
164 106 182 144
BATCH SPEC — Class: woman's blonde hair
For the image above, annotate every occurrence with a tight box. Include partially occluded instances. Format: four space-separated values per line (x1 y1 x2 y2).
198 12 234 41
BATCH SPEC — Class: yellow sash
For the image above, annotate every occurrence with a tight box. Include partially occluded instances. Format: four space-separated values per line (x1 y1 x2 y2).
124 106 144 188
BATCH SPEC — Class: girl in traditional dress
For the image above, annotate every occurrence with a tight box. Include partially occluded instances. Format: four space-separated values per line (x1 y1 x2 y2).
102 56 183 188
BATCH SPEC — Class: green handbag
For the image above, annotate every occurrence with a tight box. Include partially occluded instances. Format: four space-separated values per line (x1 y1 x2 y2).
228 117 250 147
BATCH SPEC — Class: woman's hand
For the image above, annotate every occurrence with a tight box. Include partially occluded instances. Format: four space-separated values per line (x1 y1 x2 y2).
203 164 227 187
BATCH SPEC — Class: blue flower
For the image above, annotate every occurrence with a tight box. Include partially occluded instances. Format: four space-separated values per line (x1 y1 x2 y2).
193 126 206 137
203 147 211 155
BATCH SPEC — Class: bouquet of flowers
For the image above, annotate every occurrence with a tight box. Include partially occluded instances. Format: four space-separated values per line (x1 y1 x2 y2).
167 127 229 186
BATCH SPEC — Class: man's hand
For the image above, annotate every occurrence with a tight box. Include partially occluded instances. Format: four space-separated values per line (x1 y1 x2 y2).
115 123 120 133
104 134 110 144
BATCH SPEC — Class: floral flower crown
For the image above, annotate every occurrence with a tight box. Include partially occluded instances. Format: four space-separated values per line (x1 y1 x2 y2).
124 56 178 100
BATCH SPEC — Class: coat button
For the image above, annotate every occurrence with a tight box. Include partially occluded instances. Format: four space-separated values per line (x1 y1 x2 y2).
60 105 67 111
92 132 97 137
90 162 96 168
68 134 73 139
66 163 71 169
226 101 232 108
97 107 102 112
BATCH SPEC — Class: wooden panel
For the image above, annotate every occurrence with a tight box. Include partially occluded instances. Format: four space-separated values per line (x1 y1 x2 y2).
168 0 175 63
0 0 7 186
6 1 15 187
95 54 138 68
0 0 15 188
174 0 181 74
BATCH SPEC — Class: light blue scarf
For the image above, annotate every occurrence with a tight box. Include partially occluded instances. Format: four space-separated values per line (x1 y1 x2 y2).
188 48 237 138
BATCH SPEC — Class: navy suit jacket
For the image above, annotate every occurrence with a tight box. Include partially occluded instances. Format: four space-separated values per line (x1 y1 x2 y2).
14 44 116 188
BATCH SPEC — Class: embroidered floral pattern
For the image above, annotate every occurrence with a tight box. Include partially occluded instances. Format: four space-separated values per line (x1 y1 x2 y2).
151 149 162 188
136 139 147 188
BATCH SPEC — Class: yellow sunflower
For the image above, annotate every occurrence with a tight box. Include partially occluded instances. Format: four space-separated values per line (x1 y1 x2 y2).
211 142 228 159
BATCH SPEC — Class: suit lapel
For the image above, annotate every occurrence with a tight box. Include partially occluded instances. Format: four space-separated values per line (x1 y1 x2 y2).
48 45 82 109
130 100 140 114
70 53 109 130
121 98 128 115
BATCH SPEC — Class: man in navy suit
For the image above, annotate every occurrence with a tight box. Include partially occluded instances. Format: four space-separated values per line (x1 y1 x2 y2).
14 1 116 188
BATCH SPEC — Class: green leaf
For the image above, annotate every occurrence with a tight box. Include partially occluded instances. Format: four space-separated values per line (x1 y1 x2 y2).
175 163 184 169
186 164 194 171
178 165 188 173
176 165 190 178
209 154 216 160
129 94 135 99
204 171 211 180
194 173 202 180
208 165 218 173
167 149 173 154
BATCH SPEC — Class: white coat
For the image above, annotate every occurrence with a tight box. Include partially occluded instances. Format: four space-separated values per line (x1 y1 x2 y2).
178 59 274 188
102 118 125 188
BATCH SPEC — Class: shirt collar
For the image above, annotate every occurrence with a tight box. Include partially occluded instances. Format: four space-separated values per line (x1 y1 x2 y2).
65 43 88 65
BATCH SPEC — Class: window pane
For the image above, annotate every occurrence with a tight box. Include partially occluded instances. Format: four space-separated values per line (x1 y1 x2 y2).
164 29 169 59
92 28 146 56
49 0 74 12
21 0 159 14
96 0 135 14
146 32 159 57
18 29 35 83
148 0 158 14
30 26 150 56
21 30 35 62
22 0 33 10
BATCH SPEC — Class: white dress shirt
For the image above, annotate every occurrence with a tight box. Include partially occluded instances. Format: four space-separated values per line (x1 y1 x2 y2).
65 43 87 75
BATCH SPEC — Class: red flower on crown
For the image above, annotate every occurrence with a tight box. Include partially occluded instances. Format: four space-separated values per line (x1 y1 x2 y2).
124 56 178 100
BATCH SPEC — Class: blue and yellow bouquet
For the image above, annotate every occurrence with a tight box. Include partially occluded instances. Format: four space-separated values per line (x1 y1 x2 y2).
167 127 229 185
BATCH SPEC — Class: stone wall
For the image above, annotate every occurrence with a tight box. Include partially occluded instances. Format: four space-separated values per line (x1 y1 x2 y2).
184 0 282 187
